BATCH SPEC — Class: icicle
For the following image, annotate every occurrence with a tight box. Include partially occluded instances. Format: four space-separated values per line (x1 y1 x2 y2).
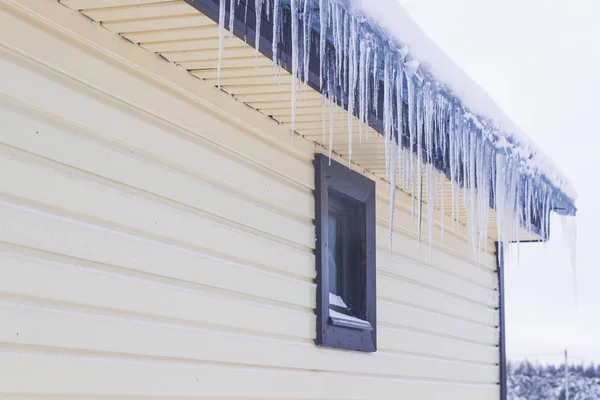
447 107 456 226
342 12 349 99
440 170 445 244
427 162 436 262
218 0 226 88
347 16 358 163
383 51 392 180
526 177 532 234
334 5 342 85
416 84 424 245
372 51 379 117
495 163 503 246
404 143 410 189
272 0 280 69
405 68 417 223
395 61 404 156
398 140 405 190
328 65 334 162
319 0 327 89
244 0 249 39
364 43 372 138
389 139 398 252
303 0 312 85
255 0 263 55
229 0 235 43
423 83 435 256
479 141 492 252
290 0 299 136
358 39 367 142
561 215 578 295
467 128 477 254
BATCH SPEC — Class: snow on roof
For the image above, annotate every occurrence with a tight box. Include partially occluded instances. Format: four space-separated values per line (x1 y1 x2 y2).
350 0 576 202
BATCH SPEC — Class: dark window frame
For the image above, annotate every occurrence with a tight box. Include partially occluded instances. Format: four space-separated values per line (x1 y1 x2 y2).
314 153 377 353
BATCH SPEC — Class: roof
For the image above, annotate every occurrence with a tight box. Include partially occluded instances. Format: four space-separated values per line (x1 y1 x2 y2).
60 0 577 248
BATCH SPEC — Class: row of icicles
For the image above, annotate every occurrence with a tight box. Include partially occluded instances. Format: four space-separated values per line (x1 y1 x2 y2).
215 0 571 259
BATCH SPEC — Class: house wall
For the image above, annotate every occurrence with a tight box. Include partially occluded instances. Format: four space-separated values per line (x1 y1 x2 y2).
0 1 500 399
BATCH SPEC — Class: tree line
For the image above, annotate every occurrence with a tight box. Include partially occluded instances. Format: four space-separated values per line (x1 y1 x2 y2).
508 360 600 400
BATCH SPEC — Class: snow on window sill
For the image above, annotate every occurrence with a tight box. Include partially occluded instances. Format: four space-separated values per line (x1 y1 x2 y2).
329 293 348 308
329 309 373 331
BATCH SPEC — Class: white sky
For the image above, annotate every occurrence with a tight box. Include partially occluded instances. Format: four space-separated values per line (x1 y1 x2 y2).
396 0 600 364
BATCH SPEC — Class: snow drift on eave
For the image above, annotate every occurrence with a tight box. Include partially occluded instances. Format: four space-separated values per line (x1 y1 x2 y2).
214 0 577 253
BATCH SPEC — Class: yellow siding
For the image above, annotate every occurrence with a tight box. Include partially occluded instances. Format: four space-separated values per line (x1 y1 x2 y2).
0 1 500 399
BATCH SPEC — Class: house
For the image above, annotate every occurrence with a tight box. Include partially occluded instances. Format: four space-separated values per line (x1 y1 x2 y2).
0 0 576 399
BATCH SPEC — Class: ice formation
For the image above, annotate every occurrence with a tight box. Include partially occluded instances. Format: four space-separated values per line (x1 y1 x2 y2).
215 0 577 255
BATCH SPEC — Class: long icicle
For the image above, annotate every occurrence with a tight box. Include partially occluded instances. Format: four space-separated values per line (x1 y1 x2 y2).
347 16 357 164
319 0 327 89
272 0 280 70
303 0 312 85
255 0 263 55
389 139 398 252
290 0 298 137
229 0 235 42
217 0 226 88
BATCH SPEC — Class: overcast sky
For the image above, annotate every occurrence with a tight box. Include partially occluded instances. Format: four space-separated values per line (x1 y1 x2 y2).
397 0 600 364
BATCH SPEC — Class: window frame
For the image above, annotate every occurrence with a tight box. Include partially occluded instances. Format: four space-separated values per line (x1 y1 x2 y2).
314 153 377 353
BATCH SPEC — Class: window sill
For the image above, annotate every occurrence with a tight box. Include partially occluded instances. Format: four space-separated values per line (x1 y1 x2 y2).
329 309 373 331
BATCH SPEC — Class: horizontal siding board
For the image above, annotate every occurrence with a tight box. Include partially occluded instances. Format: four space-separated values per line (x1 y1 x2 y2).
0 301 497 383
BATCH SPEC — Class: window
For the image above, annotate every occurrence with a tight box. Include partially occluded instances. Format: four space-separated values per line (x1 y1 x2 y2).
314 153 376 352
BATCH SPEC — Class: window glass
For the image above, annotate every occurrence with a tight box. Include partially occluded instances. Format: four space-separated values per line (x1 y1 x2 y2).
327 214 339 296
